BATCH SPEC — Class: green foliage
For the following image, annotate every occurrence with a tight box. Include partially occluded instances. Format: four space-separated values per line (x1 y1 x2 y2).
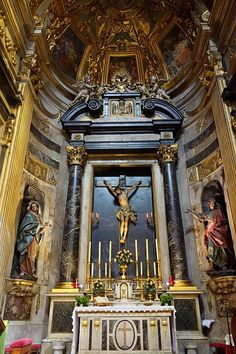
75 294 90 306
159 293 173 305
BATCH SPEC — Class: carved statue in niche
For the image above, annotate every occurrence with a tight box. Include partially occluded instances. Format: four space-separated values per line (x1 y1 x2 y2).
186 197 235 272
11 200 47 280
103 180 142 244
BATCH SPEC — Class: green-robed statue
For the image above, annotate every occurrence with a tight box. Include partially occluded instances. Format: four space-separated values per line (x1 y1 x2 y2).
12 200 47 279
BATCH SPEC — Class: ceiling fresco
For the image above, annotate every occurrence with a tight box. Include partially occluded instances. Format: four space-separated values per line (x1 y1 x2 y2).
30 0 212 88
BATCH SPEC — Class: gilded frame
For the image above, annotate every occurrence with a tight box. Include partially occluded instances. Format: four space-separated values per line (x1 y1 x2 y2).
102 51 145 84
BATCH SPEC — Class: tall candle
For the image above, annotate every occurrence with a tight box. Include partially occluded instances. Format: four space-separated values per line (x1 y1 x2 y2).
109 241 112 263
135 239 138 261
140 261 143 276
146 239 149 260
155 238 159 261
98 241 101 263
88 241 91 262
105 262 107 277
153 261 157 277
91 263 94 278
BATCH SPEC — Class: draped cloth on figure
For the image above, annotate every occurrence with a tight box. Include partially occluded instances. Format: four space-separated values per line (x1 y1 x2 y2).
204 207 229 268
16 201 43 277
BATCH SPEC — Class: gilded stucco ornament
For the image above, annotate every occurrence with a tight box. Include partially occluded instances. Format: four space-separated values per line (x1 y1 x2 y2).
24 152 58 186
5 36 17 66
0 10 6 36
21 54 44 93
1 120 15 147
66 146 87 166
5 279 40 297
46 16 71 51
0 12 17 67
199 49 225 87
157 144 179 164
207 276 236 316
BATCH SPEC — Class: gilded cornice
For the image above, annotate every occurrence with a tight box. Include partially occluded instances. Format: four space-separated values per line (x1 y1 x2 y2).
157 144 178 164
66 146 87 166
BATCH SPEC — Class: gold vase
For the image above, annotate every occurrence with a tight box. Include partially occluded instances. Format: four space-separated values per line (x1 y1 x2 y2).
120 265 128 279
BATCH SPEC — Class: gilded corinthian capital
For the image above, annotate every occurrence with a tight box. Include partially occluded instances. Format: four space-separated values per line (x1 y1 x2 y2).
66 146 87 166
157 144 178 164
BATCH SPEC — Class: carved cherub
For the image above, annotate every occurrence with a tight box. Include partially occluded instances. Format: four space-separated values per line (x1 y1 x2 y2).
148 75 171 102
72 74 97 104
135 82 148 98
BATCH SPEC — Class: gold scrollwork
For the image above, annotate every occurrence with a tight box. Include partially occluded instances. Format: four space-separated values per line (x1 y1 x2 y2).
156 144 178 164
66 146 87 166
46 16 71 51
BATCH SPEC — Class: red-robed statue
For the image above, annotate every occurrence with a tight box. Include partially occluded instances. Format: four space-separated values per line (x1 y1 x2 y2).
186 198 232 270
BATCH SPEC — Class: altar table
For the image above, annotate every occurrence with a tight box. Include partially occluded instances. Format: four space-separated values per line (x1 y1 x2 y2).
71 304 177 354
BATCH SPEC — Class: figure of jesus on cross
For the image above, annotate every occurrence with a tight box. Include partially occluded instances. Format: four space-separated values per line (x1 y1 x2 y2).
103 179 142 244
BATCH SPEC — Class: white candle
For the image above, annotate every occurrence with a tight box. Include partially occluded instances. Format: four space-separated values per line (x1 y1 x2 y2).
153 261 157 277
135 239 138 261
140 261 143 276
91 263 94 278
88 241 91 263
105 262 107 277
146 239 149 261
98 241 101 263
109 241 112 263
155 238 159 261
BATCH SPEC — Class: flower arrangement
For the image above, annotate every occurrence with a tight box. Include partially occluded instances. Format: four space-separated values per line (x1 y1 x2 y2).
143 278 156 293
93 280 105 295
159 292 173 306
75 294 90 307
114 249 134 266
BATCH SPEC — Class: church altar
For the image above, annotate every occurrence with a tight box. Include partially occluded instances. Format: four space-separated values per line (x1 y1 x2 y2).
71 304 177 354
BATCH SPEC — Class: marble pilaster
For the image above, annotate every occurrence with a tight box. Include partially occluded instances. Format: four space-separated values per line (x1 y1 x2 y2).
59 146 87 282
157 144 188 280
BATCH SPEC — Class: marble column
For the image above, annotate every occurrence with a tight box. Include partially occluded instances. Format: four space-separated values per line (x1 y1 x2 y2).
157 144 188 280
60 146 87 282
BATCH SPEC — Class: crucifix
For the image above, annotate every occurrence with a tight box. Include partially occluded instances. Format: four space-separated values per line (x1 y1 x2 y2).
103 175 142 244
